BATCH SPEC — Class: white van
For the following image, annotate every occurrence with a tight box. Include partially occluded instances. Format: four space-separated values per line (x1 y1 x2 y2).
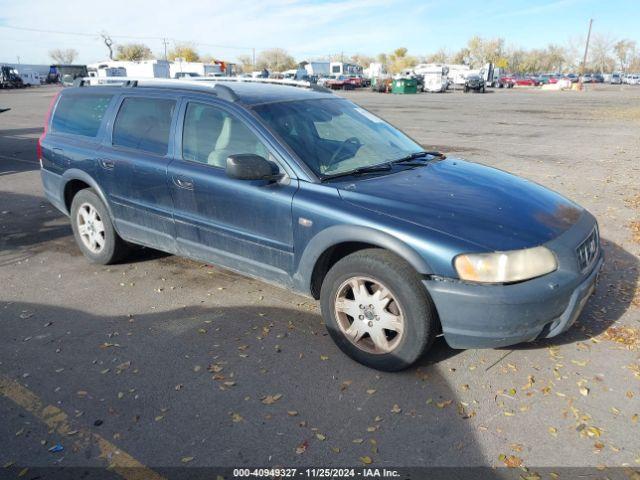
19 70 41 86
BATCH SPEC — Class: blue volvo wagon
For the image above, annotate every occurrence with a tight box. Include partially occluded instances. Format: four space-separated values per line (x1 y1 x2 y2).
39 78 603 370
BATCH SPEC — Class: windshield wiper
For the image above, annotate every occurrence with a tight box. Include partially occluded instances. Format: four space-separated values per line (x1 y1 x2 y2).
321 164 392 181
391 151 446 164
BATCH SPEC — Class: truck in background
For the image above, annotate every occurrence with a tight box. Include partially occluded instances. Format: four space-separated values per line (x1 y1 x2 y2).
47 65 89 86
1 65 25 88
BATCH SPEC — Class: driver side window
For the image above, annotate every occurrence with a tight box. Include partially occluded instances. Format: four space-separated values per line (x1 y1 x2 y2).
182 103 269 168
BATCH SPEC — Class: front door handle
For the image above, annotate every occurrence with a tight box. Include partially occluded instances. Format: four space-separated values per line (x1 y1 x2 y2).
98 159 115 170
173 175 194 190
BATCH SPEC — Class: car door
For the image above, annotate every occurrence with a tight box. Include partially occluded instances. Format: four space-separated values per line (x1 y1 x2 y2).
99 93 179 252
167 99 298 285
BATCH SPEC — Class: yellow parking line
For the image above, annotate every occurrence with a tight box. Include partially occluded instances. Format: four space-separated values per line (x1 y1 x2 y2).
0 374 166 480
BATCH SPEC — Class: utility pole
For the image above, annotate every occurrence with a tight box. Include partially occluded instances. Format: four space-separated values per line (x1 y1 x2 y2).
162 38 169 61
252 48 256 69
581 18 593 76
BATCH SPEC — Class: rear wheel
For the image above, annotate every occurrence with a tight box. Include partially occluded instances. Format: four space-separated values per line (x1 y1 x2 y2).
70 188 128 264
320 249 437 371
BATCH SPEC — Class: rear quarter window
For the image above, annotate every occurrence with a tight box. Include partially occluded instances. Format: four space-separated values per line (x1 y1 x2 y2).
112 97 176 155
51 94 112 137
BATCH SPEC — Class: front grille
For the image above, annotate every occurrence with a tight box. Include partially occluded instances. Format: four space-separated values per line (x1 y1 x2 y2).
576 227 599 271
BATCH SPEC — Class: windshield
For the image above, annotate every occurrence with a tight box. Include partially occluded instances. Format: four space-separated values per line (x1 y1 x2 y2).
254 99 423 177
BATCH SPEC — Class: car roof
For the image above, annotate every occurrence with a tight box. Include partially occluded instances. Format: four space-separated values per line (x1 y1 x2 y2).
69 78 336 107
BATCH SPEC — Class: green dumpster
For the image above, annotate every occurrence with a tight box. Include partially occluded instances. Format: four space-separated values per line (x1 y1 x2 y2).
391 78 418 94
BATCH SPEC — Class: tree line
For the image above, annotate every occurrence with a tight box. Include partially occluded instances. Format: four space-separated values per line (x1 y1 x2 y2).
48 35 640 74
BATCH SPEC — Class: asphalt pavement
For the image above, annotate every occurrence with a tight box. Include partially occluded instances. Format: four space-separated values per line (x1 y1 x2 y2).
0 84 639 478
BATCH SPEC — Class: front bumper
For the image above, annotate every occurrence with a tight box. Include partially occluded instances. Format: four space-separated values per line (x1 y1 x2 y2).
424 213 603 349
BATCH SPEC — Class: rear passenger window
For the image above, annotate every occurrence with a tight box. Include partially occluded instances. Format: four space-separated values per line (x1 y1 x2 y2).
51 94 112 137
112 97 176 155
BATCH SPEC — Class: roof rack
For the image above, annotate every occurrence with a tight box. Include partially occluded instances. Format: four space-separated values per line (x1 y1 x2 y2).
73 76 332 99
190 76 331 93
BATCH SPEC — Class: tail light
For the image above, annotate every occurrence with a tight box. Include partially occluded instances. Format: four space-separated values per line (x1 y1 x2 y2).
38 92 60 165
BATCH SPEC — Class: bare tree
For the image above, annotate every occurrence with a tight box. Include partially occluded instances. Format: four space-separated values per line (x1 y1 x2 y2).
255 48 296 72
590 33 616 73
466 36 505 68
564 36 585 71
49 48 78 64
236 54 254 73
424 48 448 64
168 42 200 62
100 32 114 60
115 43 154 61
450 48 470 65
613 39 637 72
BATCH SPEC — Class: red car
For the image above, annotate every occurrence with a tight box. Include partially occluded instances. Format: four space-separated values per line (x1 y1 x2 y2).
497 75 516 88
513 77 537 87
346 75 363 88
322 75 348 90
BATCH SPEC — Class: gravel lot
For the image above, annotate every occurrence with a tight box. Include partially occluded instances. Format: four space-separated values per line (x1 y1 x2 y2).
1 84 639 477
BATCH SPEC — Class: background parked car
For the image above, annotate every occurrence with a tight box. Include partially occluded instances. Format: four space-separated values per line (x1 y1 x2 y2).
592 73 605 83
513 76 537 87
538 74 559 84
464 74 485 92
610 73 622 84
321 75 349 90
580 73 593 83
496 75 515 88
565 73 579 83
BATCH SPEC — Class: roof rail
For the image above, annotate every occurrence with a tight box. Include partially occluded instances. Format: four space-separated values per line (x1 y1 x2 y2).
191 76 331 93
73 75 332 99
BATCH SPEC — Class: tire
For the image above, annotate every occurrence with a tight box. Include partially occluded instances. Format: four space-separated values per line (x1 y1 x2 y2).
463 86 469 93
320 249 438 371
70 188 128 265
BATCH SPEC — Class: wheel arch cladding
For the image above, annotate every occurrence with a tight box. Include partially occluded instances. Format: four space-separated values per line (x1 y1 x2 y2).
62 170 112 217
297 225 433 299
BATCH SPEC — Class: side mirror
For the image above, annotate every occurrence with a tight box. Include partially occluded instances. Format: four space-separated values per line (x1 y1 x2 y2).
226 154 281 181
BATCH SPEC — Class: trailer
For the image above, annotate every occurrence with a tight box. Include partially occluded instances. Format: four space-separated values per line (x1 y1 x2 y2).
87 60 170 79
304 61 330 77
170 60 224 78
413 64 449 92
444 64 471 87
330 62 363 76
18 70 42 86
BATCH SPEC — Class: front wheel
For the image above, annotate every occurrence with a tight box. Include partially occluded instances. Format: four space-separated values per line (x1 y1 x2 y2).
320 249 438 371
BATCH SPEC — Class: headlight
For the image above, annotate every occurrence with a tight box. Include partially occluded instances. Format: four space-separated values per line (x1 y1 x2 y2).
454 246 557 283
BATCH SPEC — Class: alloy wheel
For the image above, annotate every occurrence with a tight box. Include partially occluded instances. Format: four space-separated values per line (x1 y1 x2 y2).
334 276 405 354
76 202 105 253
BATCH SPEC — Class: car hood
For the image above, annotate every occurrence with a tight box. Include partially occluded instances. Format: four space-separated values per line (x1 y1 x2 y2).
336 158 583 251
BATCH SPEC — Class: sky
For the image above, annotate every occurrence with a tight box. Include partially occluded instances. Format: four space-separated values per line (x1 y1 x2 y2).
0 0 638 65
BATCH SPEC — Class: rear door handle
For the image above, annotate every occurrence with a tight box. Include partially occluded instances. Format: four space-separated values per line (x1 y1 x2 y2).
98 159 115 170
173 175 194 190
